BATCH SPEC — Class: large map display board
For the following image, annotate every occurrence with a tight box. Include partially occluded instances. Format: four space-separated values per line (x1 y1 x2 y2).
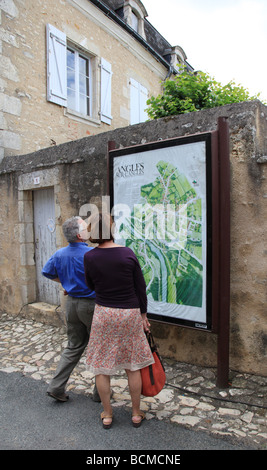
109 134 212 330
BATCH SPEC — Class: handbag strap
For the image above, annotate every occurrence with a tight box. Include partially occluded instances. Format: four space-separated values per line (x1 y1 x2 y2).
149 365 155 385
146 332 165 372
146 331 157 352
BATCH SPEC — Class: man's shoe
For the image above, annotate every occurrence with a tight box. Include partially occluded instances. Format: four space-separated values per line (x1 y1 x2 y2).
47 391 69 402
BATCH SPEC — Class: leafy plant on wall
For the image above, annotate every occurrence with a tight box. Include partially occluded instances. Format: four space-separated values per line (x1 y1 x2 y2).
146 65 264 119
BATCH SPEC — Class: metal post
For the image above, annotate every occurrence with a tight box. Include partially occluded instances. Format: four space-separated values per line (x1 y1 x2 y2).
216 117 230 388
107 140 116 196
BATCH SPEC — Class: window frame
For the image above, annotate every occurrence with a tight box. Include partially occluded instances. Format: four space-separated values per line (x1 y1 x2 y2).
66 45 92 118
131 11 139 33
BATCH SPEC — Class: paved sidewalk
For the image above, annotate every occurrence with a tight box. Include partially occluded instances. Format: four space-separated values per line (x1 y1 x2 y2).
0 312 266 449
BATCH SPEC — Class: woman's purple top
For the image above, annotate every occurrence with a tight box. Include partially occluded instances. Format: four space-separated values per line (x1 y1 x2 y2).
84 246 147 314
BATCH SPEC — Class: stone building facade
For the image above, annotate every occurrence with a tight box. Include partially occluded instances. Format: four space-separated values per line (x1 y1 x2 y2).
0 0 191 160
0 100 266 377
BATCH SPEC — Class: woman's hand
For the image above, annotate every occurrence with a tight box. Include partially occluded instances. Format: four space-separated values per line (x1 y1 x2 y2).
141 313 150 333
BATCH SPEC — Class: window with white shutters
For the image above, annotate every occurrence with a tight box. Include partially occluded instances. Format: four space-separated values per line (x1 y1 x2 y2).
46 24 112 125
130 78 148 125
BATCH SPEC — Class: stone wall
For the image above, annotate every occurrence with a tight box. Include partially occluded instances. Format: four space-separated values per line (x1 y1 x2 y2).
0 100 266 375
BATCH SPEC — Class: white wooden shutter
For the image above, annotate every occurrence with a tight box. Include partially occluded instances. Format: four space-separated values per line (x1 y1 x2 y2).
130 78 139 125
46 24 67 106
100 58 112 124
139 84 148 122
130 78 148 125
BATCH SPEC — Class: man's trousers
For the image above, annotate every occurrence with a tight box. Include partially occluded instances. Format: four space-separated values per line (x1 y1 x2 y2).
47 296 95 395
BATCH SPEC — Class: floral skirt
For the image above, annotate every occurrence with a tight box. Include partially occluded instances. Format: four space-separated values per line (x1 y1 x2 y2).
86 304 154 375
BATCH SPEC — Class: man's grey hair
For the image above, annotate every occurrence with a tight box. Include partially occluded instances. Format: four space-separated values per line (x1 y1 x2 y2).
62 216 82 243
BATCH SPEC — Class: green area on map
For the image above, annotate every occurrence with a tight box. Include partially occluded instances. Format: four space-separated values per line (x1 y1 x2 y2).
118 160 203 307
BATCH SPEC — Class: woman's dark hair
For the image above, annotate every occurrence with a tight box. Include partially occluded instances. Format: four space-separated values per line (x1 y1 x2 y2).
88 213 114 244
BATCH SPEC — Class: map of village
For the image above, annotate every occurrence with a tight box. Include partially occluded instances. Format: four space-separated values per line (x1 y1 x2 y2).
118 160 203 308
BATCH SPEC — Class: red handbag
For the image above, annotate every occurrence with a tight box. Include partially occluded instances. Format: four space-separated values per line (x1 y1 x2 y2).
141 332 166 397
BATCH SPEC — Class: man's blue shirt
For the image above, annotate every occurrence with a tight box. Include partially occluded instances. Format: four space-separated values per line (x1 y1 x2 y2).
42 242 95 298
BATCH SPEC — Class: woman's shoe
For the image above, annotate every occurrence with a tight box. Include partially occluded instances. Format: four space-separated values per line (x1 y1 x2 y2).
132 411 145 428
101 411 113 429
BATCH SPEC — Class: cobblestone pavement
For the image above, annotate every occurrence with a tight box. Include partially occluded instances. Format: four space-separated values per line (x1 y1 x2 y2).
0 312 266 450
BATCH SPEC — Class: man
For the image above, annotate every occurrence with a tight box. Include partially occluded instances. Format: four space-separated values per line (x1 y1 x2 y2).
42 216 100 402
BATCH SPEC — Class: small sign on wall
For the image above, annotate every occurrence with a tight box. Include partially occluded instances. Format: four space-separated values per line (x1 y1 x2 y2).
34 177 40 185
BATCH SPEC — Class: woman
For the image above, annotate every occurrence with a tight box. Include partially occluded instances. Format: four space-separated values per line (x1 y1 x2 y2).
84 213 154 429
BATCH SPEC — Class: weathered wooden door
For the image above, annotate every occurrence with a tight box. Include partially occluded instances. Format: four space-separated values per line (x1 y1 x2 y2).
33 188 60 305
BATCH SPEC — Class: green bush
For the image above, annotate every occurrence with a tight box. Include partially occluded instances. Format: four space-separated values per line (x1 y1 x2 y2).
146 66 263 119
